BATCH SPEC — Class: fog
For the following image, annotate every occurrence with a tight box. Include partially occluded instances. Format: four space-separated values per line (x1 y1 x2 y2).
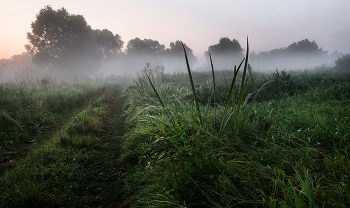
0 5 345 82
96 38 344 79
0 44 343 83
97 54 198 77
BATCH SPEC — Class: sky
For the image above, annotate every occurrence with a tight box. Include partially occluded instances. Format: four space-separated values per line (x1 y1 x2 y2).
1 0 350 60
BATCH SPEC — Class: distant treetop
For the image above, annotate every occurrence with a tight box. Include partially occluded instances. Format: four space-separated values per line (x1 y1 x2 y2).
205 37 244 59
126 38 165 54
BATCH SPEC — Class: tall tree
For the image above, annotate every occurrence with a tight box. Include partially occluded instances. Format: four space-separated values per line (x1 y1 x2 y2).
126 38 165 55
205 37 244 59
204 38 244 69
334 54 350 73
285 39 326 55
250 39 332 70
166 40 197 63
25 6 102 77
168 41 193 55
94 29 124 60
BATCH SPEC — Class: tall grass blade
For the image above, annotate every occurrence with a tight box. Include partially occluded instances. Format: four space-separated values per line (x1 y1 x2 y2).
146 74 165 108
294 169 317 208
181 41 203 126
233 37 249 133
218 58 245 137
240 37 249 94
239 80 273 130
234 77 249 133
222 70 228 93
209 53 216 128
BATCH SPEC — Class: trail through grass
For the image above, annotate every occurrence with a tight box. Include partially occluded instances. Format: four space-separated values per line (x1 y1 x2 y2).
0 85 128 207
0 88 106 175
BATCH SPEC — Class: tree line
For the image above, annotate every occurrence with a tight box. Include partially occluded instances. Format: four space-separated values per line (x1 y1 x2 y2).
24 6 199 77
1 5 348 80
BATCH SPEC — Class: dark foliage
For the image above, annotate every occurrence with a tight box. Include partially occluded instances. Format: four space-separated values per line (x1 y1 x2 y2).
334 54 350 73
25 6 122 78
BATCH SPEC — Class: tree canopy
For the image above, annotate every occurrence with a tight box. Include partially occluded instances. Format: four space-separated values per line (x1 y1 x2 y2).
248 39 332 70
126 38 165 55
284 39 326 55
253 39 327 58
94 29 124 60
205 37 244 59
25 6 122 77
203 38 244 69
165 40 197 63
167 41 193 55
334 54 350 73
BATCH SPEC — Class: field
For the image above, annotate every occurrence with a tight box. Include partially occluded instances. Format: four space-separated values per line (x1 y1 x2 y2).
0 50 350 207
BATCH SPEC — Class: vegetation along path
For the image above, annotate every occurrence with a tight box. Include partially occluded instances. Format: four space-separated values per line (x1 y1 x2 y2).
0 85 127 207
0 87 106 175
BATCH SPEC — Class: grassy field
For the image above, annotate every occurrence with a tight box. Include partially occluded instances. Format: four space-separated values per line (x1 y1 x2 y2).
120 44 350 207
0 77 128 207
0 46 349 207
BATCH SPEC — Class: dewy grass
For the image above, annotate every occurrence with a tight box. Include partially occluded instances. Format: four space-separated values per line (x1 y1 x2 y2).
293 169 317 208
0 88 125 207
182 41 203 126
209 53 217 130
146 74 165 108
0 78 116 149
122 38 350 207
218 54 245 137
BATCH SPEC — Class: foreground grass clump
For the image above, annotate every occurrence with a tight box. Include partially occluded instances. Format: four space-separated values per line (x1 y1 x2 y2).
0 86 126 207
121 39 350 207
0 77 119 150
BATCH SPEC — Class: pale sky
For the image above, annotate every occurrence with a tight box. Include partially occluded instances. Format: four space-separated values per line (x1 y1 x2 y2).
1 0 349 59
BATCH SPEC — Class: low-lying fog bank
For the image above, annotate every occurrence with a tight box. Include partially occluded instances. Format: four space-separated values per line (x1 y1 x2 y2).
0 50 347 83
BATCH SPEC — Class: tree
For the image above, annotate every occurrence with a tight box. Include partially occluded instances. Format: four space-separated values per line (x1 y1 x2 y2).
94 29 124 60
284 39 326 55
334 54 350 73
205 37 244 59
165 40 197 63
249 39 334 70
204 37 244 69
167 41 192 54
25 6 102 77
126 38 165 55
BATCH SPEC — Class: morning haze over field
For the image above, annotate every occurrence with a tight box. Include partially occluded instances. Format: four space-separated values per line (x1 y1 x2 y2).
0 0 350 79
1 1 350 207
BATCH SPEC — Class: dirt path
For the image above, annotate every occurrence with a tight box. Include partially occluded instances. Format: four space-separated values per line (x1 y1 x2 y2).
0 86 128 207
0 90 106 175
78 87 127 207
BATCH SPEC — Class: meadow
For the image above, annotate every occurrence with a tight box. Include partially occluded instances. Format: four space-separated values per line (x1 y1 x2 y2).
121 42 350 207
0 76 128 207
0 41 349 207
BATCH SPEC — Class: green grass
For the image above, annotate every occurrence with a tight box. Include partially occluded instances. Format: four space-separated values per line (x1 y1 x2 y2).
0 76 124 150
1 41 349 207
0 86 127 207
121 40 350 207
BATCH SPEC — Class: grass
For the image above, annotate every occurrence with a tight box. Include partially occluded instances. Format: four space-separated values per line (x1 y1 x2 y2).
0 85 127 207
0 76 124 151
0 40 349 207
121 39 350 207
